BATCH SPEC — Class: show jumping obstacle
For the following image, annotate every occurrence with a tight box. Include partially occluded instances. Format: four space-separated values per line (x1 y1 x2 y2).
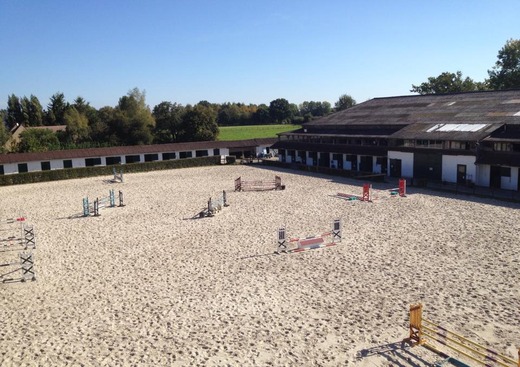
276 219 341 254
112 167 124 183
234 176 284 192
409 303 519 367
389 179 406 197
198 191 229 218
0 217 36 250
337 183 371 202
0 252 35 283
83 190 125 217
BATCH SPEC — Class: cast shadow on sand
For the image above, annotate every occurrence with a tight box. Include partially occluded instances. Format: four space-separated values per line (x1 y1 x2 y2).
356 339 470 367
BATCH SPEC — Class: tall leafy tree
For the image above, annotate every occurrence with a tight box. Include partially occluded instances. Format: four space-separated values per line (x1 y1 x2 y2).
0 121 10 153
152 101 185 143
6 94 24 129
180 104 218 142
46 92 69 125
63 106 89 143
411 71 485 95
488 38 520 90
21 95 44 126
252 104 271 124
334 94 357 111
269 98 292 123
109 88 155 145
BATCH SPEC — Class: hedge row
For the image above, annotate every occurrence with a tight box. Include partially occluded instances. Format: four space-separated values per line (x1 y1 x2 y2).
0 155 237 186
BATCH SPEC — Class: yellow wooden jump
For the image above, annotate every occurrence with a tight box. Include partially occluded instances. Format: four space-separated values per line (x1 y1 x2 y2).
409 303 519 367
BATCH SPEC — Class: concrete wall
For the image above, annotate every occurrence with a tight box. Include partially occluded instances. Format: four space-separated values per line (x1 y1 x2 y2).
387 151 414 178
441 155 476 183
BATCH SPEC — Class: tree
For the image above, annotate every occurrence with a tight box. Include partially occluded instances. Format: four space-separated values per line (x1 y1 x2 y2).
269 98 292 123
0 121 10 153
17 128 60 152
252 104 271 124
411 71 485 95
46 92 69 125
108 88 155 145
334 94 357 111
21 95 43 126
63 106 89 143
6 94 24 129
488 38 520 90
152 101 185 143
179 104 219 142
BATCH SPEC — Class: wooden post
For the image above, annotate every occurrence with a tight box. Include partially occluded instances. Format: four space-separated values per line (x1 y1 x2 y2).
409 303 423 344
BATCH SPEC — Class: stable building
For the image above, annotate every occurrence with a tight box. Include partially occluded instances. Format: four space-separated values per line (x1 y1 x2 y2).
273 90 520 190
0 138 276 175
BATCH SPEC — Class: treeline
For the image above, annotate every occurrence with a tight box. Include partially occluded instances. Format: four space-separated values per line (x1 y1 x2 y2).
0 88 356 153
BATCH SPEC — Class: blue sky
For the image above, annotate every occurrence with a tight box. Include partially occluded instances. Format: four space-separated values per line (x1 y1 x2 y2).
1 0 519 110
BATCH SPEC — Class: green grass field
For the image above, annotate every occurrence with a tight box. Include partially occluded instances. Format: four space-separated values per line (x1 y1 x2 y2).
217 124 301 141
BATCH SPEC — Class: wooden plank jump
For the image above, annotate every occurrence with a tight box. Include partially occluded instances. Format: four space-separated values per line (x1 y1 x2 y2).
388 178 406 197
409 303 519 367
276 219 341 254
0 252 36 283
235 176 284 192
337 183 371 202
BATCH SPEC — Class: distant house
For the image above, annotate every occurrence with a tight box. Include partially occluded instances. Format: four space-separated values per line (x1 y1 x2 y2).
273 90 520 191
4 124 67 151
0 138 276 175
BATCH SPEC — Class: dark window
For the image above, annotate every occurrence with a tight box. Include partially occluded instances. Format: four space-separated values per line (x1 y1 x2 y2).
162 152 176 160
18 163 28 173
63 160 73 169
41 161 51 171
179 151 193 159
195 150 208 157
125 155 141 164
144 154 159 162
106 156 122 165
0 165 4 175
213 149 220 155
85 158 102 167
500 167 511 177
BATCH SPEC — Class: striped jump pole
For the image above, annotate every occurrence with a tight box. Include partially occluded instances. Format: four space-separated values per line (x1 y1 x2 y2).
0 252 36 283
409 303 519 367
276 219 341 254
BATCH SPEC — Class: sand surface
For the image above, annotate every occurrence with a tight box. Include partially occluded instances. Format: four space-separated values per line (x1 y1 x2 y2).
1 165 519 366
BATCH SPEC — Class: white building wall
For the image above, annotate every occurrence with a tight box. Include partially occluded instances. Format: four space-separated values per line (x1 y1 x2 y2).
2 164 18 174
72 158 86 168
476 165 490 186
51 160 65 170
27 162 41 172
387 151 414 177
441 155 476 183
373 157 382 174
501 167 519 190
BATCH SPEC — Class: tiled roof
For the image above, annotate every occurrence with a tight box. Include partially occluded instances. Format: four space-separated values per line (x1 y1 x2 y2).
304 90 520 128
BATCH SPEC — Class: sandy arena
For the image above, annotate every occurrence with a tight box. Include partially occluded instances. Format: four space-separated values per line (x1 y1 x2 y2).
1 165 519 366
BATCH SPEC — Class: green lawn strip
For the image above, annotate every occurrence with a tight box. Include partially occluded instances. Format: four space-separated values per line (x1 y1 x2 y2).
217 124 301 141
